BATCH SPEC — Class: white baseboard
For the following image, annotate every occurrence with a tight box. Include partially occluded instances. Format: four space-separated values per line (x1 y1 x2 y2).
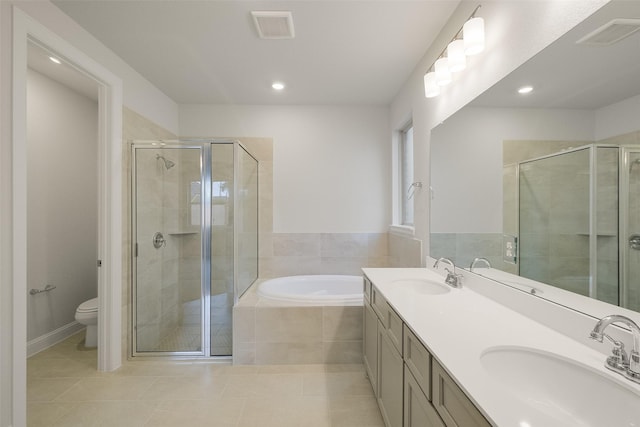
27 321 85 357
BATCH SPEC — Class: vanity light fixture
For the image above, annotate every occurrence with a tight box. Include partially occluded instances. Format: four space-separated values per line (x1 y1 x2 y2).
423 4 485 99
424 72 440 98
518 85 534 94
49 56 61 64
272 82 285 90
447 39 467 73
434 57 452 86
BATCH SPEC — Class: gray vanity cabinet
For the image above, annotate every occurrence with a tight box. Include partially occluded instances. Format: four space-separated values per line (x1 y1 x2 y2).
378 319 404 427
363 274 492 427
432 360 491 427
363 301 378 393
403 327 444 427
364 277 404 427
404 365 445 427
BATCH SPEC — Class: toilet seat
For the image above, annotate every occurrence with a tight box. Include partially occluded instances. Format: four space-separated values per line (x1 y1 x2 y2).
76 297 98 313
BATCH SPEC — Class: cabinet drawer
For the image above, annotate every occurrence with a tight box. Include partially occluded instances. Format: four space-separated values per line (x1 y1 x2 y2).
370 287 403 355
363 276 372 304
403 326 431 400
404 366 445 427
432 360 491 427
371 286 387 321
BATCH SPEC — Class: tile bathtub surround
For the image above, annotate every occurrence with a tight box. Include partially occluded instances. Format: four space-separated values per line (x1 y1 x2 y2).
260 232 390 278
233 287 363 365
28 332 383 427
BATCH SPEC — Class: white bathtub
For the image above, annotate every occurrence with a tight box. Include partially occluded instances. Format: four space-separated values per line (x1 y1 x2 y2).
257 275 363 305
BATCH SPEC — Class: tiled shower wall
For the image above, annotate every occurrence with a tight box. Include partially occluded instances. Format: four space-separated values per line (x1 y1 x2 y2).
258 232 390 279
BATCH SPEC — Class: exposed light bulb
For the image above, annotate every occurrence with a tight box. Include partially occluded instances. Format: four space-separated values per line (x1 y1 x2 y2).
424 72 440 98
272 82 285 90
463 17 485 56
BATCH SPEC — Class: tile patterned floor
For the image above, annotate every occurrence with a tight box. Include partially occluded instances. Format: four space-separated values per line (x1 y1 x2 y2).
27 332 384 426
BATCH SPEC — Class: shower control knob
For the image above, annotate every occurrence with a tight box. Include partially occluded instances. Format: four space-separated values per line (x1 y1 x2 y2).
152 232 166 249
629 234 640 250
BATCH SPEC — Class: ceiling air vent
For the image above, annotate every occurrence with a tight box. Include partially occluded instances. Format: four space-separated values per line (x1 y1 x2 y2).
251 11 295 39
576 18 640 46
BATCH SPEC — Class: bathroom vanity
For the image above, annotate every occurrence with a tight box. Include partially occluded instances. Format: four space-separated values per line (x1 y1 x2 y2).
362 266 640 427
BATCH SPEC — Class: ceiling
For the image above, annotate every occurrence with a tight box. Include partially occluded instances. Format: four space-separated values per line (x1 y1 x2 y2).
28 42 99 101
470 0 640 110
50 0 460 106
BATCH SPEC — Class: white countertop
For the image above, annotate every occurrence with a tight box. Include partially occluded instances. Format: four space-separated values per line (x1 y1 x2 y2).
362 267 640 427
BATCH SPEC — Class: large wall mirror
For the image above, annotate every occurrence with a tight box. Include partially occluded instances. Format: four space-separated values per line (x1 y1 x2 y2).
430 0 640 316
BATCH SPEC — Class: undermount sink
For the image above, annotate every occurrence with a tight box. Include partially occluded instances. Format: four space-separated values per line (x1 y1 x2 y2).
391 279 450 295
481 346 640 426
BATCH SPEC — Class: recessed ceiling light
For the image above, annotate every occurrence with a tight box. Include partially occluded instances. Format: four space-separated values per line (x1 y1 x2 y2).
518 85 533 94
272 82 285 91
49 56 61 65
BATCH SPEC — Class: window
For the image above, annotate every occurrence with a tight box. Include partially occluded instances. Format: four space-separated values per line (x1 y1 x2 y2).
400 124 414 226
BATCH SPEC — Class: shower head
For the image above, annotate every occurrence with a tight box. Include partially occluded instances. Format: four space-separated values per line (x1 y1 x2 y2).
156 154 176 170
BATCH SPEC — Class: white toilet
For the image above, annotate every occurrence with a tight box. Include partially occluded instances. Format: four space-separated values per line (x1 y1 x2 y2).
75 297 98 347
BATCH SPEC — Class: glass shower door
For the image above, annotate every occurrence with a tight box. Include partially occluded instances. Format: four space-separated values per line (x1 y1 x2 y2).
132 146 204 355
210 144 234 356
519 147 591 295
622 148 640 311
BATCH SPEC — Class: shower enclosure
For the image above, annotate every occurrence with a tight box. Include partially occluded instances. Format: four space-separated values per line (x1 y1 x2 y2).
131 141 258 357
514 144 640 311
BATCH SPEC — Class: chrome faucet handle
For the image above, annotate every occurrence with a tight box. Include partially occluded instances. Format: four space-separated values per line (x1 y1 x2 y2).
600 333 630 372
444 267 463 288
628 351 640 381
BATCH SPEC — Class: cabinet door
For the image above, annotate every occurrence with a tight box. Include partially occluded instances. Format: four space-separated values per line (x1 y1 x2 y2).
363 302 378 394
404 366 444 427
378 321 403 427
371 286 387 321
386 303 403 355
403 326 431 400
432 360 491 427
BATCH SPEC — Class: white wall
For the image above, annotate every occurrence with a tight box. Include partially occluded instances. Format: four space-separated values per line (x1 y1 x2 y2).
389 0 609 261
27 69 98 342
179 105 390 233
430 107 595 233
595 92 640 141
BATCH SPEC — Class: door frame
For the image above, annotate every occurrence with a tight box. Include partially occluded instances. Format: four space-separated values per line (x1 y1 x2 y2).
12 7 123 423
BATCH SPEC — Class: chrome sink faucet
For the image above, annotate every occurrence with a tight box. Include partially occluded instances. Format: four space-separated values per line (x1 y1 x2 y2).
433 257 462 288
590 314 640 384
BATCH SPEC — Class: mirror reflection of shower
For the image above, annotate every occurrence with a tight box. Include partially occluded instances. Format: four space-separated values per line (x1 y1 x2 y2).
156 153 175 170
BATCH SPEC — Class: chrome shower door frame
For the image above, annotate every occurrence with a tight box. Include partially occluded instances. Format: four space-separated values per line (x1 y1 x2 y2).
619 146 640 310
131 142 211 357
